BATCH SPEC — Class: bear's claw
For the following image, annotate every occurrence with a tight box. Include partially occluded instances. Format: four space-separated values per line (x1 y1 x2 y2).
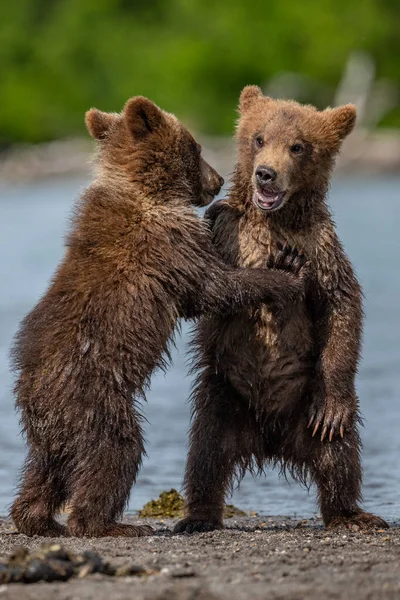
308 404 350 442
266 242 309 277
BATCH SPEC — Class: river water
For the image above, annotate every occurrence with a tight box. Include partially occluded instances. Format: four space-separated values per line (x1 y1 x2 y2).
0 175 399 520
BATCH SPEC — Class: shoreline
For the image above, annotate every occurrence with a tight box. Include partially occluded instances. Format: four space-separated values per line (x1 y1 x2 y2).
1 515 399 599
1 129 400 185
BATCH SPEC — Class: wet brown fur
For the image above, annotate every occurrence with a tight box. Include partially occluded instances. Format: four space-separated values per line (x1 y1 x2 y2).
174 87 388 534
10 96 307 538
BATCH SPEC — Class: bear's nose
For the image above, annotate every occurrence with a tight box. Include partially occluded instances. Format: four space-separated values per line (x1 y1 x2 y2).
256 166 277 186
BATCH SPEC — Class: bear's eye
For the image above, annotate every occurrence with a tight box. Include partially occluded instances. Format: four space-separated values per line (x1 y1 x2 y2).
291 143 304 154
255 136 264 148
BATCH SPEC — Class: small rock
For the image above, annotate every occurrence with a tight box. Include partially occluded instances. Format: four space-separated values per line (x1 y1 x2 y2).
115 564 148 577
170 567 197 578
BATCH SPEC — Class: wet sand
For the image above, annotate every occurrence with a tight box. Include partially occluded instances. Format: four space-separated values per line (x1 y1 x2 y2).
0 515 399 599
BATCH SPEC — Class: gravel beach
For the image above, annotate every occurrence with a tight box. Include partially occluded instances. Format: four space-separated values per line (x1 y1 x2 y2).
0 515 399 600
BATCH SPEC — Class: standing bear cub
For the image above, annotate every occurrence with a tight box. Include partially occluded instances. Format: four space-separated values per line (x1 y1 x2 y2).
175 86 389 533
11 96 307 538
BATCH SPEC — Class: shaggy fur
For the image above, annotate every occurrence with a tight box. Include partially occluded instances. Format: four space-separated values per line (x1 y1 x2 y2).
11 96 307 538
174 86 389 534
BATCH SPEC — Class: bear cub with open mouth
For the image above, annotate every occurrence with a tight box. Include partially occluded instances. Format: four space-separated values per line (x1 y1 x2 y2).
175 86 389 533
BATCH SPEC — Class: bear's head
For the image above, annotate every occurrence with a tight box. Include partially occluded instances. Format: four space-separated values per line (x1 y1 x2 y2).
236 86 356 214
85 97 224 207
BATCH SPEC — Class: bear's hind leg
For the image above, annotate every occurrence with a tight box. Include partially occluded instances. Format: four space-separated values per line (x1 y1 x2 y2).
285 420 389 531
66 425 153 538
174 371 260 534
11 452 67 536
314 428 389 530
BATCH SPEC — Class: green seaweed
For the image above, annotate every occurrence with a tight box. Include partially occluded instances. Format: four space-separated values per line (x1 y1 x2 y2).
138 489 246 519
138 489 185 518
224 504 247 518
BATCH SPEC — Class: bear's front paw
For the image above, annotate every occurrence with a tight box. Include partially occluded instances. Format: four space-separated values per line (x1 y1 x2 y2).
266 242 309 278
173 517 223 535
307 399 353 442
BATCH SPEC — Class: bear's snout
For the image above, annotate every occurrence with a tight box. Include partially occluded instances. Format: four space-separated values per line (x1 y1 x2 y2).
256 166 277 186
210 175 224 196
200 159 224 203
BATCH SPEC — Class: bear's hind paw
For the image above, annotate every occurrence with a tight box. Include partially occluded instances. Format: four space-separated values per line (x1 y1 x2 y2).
327 512 389 532
173 517 222 535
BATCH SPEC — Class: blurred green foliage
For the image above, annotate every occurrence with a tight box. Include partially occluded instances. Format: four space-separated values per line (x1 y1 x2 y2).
0 0 399 144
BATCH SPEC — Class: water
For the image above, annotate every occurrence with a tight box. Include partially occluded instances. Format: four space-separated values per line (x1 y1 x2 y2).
1 175 399 520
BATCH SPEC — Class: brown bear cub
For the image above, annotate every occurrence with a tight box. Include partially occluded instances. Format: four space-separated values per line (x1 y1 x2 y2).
11 96 308 538
174 86 389 534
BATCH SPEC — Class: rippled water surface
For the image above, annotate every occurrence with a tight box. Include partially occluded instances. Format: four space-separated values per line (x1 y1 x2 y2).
1 175 399 519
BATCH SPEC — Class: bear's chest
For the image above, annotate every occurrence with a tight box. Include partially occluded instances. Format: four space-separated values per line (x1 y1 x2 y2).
216 213 313 357
236 216 311 268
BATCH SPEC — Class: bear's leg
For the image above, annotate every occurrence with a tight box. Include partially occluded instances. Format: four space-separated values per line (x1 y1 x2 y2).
315 428 389 530
66 422 153 538
285 419 389 530
11 451 67 536
174 372 258 534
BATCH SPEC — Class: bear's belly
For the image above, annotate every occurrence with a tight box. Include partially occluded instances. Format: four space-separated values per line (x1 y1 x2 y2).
213 210 315 412
217 302 314 413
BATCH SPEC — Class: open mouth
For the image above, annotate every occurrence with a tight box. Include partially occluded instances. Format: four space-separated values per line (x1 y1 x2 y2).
253 186 286 212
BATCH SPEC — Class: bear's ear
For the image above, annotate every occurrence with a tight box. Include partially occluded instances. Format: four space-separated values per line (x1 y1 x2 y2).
124 96 165 140
323 104 357 141
85 109 116 140
239 86 265 112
